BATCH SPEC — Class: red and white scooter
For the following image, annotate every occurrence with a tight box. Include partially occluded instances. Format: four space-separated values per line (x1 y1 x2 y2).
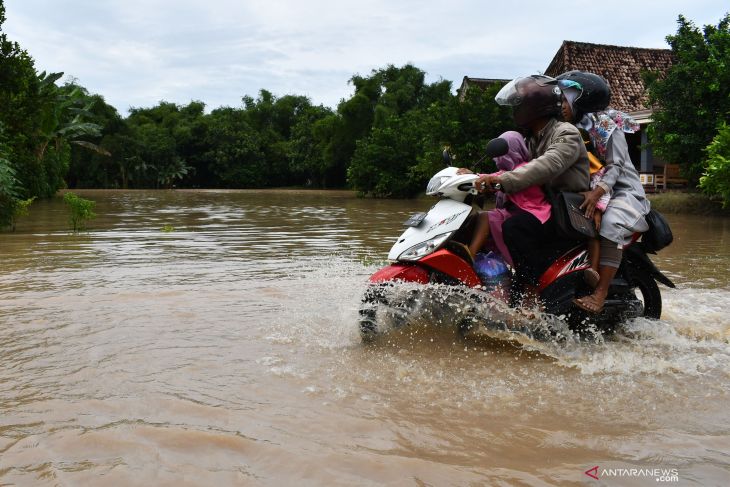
359 142 674 341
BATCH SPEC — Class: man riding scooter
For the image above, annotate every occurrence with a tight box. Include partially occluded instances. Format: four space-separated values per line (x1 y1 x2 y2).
475 75 590 307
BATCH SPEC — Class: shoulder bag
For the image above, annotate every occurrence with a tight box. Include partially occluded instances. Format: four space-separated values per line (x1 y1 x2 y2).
641 209 673 253
551 192 597 240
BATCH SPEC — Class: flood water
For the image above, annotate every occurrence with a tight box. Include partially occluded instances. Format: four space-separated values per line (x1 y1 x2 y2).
1 189 729 486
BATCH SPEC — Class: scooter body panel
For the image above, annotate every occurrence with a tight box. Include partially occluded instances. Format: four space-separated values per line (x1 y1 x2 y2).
538 246 590 292
388 199 474 261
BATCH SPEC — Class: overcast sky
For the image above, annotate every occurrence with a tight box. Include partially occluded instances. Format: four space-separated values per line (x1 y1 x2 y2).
4 1 728 114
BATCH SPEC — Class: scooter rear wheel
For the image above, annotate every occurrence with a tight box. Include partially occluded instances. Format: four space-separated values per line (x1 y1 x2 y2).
629 268 662 319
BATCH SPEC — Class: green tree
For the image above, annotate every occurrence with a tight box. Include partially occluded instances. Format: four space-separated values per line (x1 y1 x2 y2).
345 64 434 196
645 14 730 182
347 69 511 197
240 91 323 187
0 0 42 200
133 122 184 188
35 74 102 162
0 143 20 228
31 74 104 196
0 151 34 231
204 107 265 187
174 101 210 187
2 3 102 200
67 90 125 188
699 123 730 206
326 67 399 188
125 102 198 188
288 105 336 187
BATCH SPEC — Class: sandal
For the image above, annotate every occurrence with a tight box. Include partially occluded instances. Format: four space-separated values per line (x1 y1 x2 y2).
573 295 604 314
583 268 600 289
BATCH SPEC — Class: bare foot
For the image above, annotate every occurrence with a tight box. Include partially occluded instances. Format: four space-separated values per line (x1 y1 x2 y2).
573 294 605 314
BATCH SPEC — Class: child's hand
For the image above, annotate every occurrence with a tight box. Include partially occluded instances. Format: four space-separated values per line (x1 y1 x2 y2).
456 168 473 175
593 211 603 232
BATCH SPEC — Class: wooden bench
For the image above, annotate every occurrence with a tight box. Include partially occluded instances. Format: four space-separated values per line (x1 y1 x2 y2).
654 164 688 190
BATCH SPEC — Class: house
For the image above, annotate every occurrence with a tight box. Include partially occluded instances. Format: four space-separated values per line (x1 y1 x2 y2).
457 77 510 101
544 41 675 178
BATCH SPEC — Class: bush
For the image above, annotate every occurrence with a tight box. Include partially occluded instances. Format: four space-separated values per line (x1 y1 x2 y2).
699 123 730 208
63 191 96 231
0 156 31 230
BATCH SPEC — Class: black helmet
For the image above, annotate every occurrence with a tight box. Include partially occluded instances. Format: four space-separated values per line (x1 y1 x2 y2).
495 75 563 129
556 71 611 119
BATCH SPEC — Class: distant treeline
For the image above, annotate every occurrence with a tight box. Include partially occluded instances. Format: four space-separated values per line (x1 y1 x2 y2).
65 67 511 197
1 1 512 222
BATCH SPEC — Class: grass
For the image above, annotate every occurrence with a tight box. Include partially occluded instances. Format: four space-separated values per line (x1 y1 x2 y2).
648 191 729 215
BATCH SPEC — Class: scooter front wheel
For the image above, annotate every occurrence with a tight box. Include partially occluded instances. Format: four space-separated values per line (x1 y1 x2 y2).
358 283 419 342
358 284 388 341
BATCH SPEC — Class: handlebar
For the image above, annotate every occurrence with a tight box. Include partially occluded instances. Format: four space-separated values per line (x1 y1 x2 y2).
473 180 502 193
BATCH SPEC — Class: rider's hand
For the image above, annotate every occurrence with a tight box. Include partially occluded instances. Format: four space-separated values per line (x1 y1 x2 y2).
475 175 500 193
474 175 487 192
456 168 473 175
580 187 605 218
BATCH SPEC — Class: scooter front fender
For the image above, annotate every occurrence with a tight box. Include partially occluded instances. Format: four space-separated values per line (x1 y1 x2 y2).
420 249 482 288
368 264 430 284
625 245 676 288
368 249 482 288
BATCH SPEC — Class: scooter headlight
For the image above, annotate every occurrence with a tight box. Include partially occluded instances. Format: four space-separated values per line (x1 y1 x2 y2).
399 232 452 261
426 176 449 195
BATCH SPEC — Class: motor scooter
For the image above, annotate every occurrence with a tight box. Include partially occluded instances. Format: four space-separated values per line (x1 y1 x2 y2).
358 140 675 341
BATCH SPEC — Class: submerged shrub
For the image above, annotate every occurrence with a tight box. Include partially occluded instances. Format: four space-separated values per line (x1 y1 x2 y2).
63 191 96 231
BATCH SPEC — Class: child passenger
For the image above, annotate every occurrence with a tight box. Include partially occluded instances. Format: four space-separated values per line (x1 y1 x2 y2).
559 73 651 313
466 131 551 264
584 160 612 287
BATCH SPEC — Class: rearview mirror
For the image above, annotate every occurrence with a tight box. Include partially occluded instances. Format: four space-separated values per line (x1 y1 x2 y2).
442 148 453 166
485 138 509 158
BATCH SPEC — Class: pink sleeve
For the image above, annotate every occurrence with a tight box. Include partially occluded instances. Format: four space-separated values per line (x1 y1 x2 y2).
596 193 610 212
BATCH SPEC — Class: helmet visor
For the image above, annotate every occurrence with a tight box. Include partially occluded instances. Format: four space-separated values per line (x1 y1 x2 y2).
495 75 559 106
495 78 523 106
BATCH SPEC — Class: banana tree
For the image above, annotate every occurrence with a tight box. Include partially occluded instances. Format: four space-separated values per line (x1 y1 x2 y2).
35 72 108 162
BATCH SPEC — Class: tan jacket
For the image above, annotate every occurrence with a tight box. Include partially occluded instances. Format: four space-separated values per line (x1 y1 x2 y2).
499 119 589 194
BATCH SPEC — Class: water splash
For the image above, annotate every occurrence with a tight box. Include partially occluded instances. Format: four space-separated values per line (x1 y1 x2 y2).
269 257 730 383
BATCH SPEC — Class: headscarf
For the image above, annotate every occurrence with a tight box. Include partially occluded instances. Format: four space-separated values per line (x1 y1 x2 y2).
578 110 640 159
493 131 530 171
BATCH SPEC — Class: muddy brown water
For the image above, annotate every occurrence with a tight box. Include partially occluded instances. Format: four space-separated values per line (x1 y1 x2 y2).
1 190 728 486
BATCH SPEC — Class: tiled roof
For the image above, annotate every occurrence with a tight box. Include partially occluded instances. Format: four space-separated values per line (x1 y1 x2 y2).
457 76 510 100
544 41 674 113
